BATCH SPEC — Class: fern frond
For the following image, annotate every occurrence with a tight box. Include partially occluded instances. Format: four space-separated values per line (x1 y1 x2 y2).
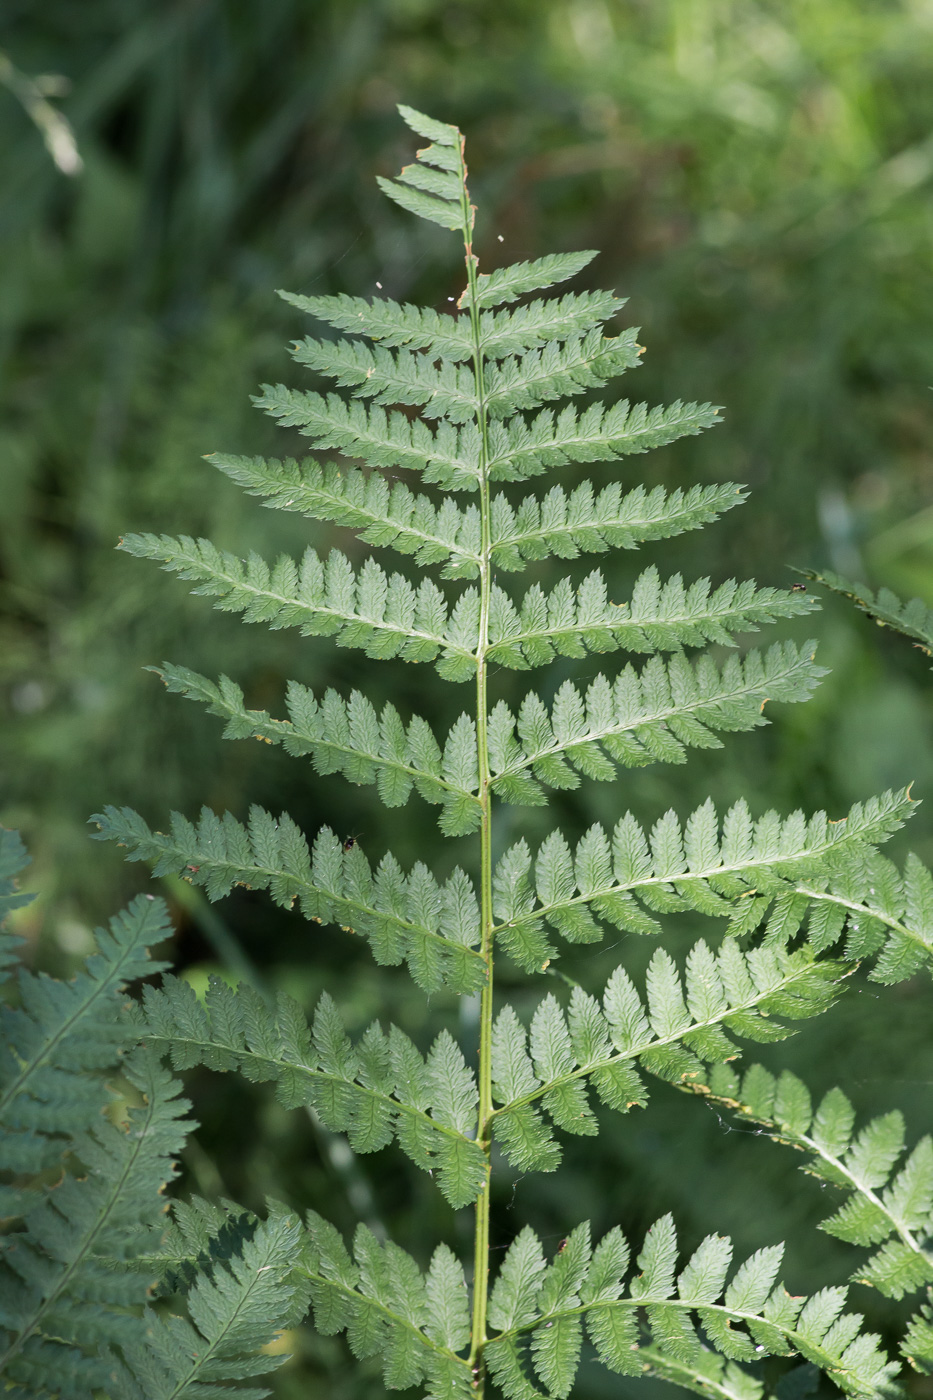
0 893 172 1210
487 944 842 1173
132 1195 260 1297
754 843 933 983
0 1046 192 1392
150 663 482 835
254 387 481 491
118 533 481 678
492 790 915 964
485 569 816 671
376 103 467 233
693 1062 933 1302
207 454 482 579
903 1296 933 1374
484 1219 899 1400
0 826 34 935
489 481 747 571
487 399 722 482
300 1214 473 1396
488 642 826 802
138 978 485 1208
802 568 933 662
458 250 598 309
0 827 35 985
90 805 485 995
115 1204 309 1400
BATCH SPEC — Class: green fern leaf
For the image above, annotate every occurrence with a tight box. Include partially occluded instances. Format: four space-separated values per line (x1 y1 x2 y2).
487 942 842 1171
208 453 483 578
482 569 816 671
490 481 747 572
0 1046 192 1392
301 1214 472 1395
491 791 914 961
119 533 482 676
138 978 485 1208
488 642 825 801
695 1063 933 1302
487 399 722 482
151 663 481 835
90 805 485 995
459 250 598 309
0 893 172 1207
254 386 481 490
795 842 933 982
115 1205 308 1400
279 289 473 359
486 1221 899 1399
801 568 933 662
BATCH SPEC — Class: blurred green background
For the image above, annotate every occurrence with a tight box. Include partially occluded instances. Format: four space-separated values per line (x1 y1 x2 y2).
3 2 933 1395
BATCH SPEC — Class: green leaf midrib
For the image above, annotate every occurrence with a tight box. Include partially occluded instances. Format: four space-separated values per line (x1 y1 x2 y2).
488 955 839 1121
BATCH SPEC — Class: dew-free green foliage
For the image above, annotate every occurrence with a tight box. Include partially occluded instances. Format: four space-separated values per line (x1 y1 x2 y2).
0 830 310 1398
86 105 933 1399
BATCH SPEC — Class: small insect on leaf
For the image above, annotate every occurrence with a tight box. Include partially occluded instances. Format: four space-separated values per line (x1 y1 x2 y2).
791 583 806 592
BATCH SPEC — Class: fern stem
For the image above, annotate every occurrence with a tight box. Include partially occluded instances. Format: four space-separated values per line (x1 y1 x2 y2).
457 137 494 1394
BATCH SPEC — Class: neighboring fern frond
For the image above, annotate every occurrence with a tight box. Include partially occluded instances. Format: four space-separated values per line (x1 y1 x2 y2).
802 568 933 662
484 1218 898 1400
491 790 915 966
489 480 748 570
150 663 482 835
301 1213 473 1396
137 978 486 1208
487 642 826 803
0 891 172 1215
90 804 485 995
0 1046 192 1394
0 826 36 981
487 943 843 1173
114 1204 310 1400
690 1062 933 1303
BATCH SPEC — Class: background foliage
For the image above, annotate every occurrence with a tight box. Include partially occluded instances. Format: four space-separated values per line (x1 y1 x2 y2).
3 2 933 1395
